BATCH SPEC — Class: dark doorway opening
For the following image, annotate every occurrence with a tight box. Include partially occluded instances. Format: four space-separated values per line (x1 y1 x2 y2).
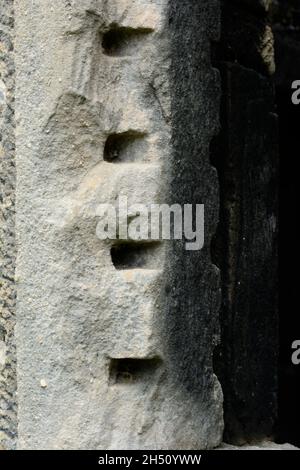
273 4 300 441
213 0 300 447
212 0 281 446
275 84 300 448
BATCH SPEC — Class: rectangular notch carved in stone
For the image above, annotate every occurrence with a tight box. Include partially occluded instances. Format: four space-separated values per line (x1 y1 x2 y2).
111 242 163 270
102 26 153 56
104 131 147 163
109 358 162 384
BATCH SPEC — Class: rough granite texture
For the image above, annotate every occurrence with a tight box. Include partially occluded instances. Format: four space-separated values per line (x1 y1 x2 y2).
15 0 223 450
0 0 17 451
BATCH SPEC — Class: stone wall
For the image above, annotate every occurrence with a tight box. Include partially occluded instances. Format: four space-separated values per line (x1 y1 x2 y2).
0 0 17 451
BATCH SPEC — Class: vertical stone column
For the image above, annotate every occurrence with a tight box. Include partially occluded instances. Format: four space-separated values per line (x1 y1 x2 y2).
15 0 222 449
0 0 17 450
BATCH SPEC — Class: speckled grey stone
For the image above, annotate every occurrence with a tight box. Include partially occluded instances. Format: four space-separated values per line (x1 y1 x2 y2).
0 0 17 451
15 0 223 450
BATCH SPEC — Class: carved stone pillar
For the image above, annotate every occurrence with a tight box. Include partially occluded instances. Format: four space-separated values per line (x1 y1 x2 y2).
15 0 222 449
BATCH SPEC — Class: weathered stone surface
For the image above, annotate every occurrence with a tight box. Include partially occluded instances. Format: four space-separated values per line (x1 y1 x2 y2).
15 0 223 449
164 0 223 449
0 0 17 451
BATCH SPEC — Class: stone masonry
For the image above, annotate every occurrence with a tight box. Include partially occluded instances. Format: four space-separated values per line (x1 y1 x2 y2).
0 0 283 450
14 0 222 449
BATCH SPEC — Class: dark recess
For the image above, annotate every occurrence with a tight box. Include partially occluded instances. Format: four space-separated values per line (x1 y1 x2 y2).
272 0 300 447
104 131 146 162
102 26 152 56
111 242 162 270
212 0 278 444
109 358 162 384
